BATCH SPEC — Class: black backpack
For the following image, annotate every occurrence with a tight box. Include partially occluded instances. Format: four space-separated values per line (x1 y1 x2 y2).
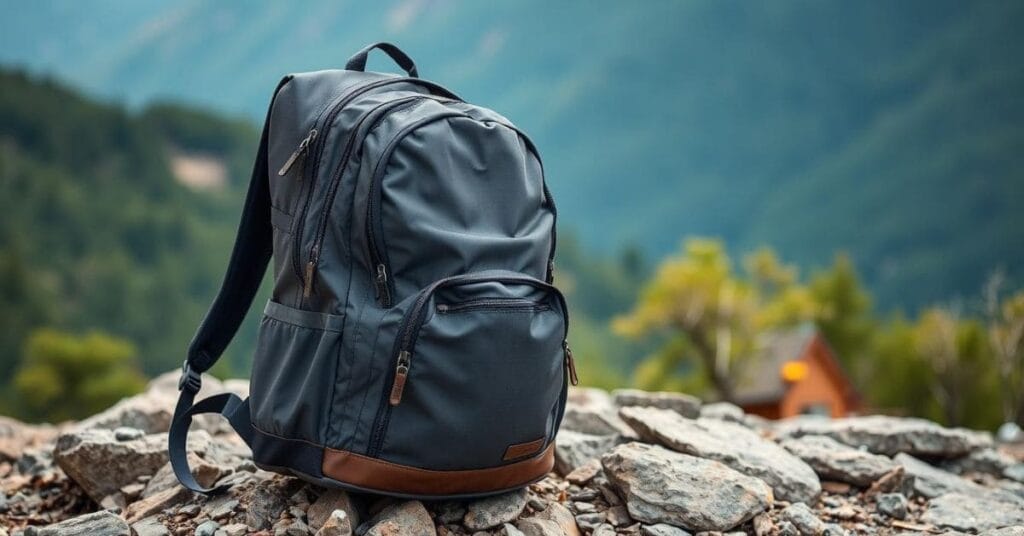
168 43 576 499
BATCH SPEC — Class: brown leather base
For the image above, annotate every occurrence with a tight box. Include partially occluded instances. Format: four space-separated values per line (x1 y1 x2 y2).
322 443 555 496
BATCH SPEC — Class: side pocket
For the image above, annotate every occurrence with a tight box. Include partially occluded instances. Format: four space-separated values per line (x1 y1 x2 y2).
249 300 344 444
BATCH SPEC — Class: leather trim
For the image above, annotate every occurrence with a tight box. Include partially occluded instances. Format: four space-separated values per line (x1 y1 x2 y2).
322 443 554 496
503 437 545 461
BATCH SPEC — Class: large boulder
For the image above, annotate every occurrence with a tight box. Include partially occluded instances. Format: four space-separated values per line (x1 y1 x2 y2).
780 434 900 487
53 429 171 502
620 406 820 503
601 442 773 532
775 415 991 457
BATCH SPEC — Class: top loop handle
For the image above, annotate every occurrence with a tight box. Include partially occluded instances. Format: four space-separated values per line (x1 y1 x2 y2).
346 42 419 78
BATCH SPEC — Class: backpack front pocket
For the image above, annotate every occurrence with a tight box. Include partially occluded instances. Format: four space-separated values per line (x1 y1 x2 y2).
367 271 571 471
250 300 344 444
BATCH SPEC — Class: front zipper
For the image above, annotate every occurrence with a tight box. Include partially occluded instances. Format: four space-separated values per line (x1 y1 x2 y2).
289 78 461 295
303 96 440 299
366 272 570 457
364 111 473 307
436 297 548 314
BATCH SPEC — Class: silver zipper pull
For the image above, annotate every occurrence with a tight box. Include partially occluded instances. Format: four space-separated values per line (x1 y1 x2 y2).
375 264 391 306
278 128 318 176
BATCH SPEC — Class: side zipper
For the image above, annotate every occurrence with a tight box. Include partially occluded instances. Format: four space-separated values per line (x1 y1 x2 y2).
366 272 571 458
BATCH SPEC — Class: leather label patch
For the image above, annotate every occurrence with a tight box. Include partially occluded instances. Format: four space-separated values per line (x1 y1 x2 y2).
503 437 546 461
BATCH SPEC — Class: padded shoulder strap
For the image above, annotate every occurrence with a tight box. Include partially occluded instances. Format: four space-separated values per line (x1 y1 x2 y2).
170 77 289 493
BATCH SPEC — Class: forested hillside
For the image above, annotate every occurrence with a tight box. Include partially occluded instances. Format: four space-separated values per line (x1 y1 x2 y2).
0 69 261 384
1 0 1022 310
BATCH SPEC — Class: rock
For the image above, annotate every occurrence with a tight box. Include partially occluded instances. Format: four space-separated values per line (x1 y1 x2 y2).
219 524 250 536
775 415 991 457
620 407 820 503
565 458 602 485
592 524 617 536
113 426 144 441
195 520 220 536
131 517 170 536
517 518 565 536
125 486 192 523
780 503 825 536
243 477 304 530
434 501 467 524
699 402 745 422
464 489 528 530
35 510 130 535
1007 464 1024 484
922 492 1024 532
0 416 58 462
641 524 693 536
575 511 605 531
606 505 631 526
554 430 620 475
568 387 616 412
876 493 907 519
308 489 359 530
601 442 772 532
364 501 435 536
612 389 701 418
981 528 1024 536
53 429 169 502
780 435 899 487
751 513 774 536
501 523 526 536
143 455 230 498
207 498 239 521
532 501 581 536
316 509 353 536
561 406 638 439
944 447 1019 477
895 452 989 498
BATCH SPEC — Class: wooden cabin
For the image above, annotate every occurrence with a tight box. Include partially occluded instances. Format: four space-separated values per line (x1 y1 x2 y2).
734 324 861 419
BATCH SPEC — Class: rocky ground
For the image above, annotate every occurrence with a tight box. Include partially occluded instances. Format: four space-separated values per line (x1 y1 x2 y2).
1 375 1023 535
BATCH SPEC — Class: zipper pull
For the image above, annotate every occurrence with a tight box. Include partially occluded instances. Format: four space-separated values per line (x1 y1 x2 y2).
303 260 317 298
375 264 392 306
563 341 579 386
278 128 318 176
389 350 411 405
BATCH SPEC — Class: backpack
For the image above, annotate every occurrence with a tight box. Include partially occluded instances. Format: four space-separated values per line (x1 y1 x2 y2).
168 43 577 499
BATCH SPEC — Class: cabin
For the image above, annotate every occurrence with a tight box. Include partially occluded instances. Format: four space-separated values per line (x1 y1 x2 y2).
733 323 861 419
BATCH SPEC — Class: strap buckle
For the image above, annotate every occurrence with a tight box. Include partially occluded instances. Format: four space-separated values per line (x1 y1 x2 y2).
178 361 202 394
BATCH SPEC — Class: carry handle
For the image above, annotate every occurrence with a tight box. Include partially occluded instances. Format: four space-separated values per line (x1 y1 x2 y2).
346 42 419 78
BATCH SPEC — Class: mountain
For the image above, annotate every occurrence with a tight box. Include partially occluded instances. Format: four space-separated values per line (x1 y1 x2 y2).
0 68 261 378
1 1 1023 310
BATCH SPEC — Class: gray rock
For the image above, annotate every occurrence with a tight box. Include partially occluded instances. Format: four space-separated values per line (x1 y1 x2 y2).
620 406 820 503
562 406 638 439
143 456 230 498
131 517 170 536
465 488 528 530
125 486 192 523
699 402 745 422
244 477 305 530
113 427 144 441
568 387 616 412
980 528 1024 536
219 524 250 536
575 512 606 531
612 389 701 418
922 492 1024 532
77 371 227 434
316 509 353 536
554 430 620 475
895 453 991 498
308 489 359 530
780 435 899 487
641 524 693 536
592 524 617 536
195 520 220 536
944 447 1019 477
606 504 632 526
207 498 239 521
35 511 130 536
780 503 825 536
775 415 991 458
53 429 169 502
434 501 467 524
1007 464 1024 484
365 501 436 536
500 523 526 536
876 493 907 519
602 442 772 532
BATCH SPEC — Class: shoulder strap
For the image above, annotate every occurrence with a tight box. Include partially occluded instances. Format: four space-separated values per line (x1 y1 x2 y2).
169 77 288 493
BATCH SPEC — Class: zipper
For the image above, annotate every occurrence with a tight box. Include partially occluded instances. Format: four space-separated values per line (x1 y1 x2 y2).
365 111 473 307
436 298 548 314
366 272 570 457
289 78 461 295
277 128 318 176
304 96 436 299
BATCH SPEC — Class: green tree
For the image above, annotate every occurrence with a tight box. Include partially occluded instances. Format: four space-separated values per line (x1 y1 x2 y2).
12 328 146 422
985 275 1024 425
809 253 874 375
613 239 817 401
